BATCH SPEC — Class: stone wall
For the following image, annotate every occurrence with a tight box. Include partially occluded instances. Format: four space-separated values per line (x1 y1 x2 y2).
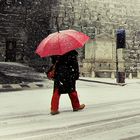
0 0 58 71
55 0 140 78
0 0 140 76
0 0 26 61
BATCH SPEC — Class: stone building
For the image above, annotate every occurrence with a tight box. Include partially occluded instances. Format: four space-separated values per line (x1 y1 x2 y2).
0 0 140 78
0 0 55 71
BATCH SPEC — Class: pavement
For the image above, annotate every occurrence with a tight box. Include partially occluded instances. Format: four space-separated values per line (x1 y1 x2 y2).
0 62 51 92
0 77 128 92
0 76 140 140
0 81 49 92
0 62 45 84
0 62 131 92
79 77 126 86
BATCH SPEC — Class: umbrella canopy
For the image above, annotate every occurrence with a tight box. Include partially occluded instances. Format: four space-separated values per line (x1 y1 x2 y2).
35 29 90 57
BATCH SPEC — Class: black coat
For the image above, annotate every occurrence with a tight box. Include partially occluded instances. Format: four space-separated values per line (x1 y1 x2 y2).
51 50 79 94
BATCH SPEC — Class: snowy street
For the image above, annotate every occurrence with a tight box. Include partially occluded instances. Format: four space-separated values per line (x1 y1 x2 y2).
0 78 140 140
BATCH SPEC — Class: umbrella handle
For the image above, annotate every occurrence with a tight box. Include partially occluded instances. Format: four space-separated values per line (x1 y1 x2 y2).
56 17 59 33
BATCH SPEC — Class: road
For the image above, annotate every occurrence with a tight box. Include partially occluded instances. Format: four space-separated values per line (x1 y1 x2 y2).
0 79 140 140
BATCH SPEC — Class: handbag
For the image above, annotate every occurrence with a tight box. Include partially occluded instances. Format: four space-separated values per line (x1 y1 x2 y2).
46 63 56 80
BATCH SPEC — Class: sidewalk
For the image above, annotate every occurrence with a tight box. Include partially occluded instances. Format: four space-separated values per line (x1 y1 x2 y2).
79 77 126 86
0 77 140 140
1 77 139 92
79 77 140 86
0 80 53 92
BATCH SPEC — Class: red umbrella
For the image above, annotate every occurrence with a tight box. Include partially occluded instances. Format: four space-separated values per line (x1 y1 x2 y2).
35 29 90 57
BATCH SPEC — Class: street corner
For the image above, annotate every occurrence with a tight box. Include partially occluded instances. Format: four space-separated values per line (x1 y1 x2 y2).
0 82 49 92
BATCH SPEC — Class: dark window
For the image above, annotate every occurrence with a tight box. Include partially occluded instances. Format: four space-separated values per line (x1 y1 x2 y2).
5 40 16 62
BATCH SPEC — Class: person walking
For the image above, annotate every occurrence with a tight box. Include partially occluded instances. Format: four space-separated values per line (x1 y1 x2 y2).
48 50 85 115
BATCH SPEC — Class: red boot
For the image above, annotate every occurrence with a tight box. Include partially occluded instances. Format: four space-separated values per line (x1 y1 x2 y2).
50 88 60 115
73 104 85 111
69 91 85 111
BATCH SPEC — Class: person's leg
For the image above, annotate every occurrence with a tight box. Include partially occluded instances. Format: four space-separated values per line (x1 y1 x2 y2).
51 88 60 115
69 90 85 111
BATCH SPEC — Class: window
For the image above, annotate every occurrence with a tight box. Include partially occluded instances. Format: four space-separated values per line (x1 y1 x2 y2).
5 39 16 62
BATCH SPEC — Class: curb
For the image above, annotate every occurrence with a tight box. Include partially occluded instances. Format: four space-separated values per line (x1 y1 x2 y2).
0 82 47 92
0 78 127 92
79 78 126 86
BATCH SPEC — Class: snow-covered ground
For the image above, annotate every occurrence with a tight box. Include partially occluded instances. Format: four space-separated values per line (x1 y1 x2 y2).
0 78 140 140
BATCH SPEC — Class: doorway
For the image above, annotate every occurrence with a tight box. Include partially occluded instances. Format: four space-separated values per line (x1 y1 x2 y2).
5 39 16 62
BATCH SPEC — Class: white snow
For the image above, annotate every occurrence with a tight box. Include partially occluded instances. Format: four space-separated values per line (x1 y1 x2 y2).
0 78 140 140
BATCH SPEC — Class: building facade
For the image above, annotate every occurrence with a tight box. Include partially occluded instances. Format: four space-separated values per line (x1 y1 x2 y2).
0 0 140 77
